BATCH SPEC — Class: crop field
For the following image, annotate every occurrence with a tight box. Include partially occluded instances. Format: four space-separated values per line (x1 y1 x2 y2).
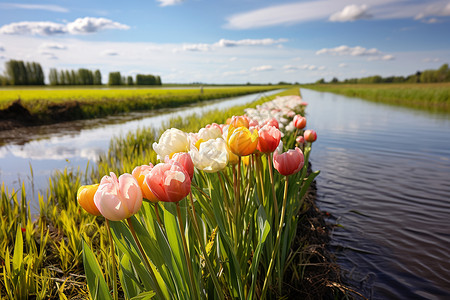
302 82 450 111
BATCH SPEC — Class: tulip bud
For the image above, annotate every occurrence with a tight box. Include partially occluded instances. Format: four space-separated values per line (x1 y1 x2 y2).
77 184 101 216
296 136 305 145
227 126 259 156
147 161 191 202
293 115 306 129
304 129 317 143
257 125 281 153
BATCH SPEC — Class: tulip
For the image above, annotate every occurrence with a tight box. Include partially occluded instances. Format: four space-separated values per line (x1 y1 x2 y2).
257 125 281 153
264 118 279 129
153 128 190 160
227 126 259 156
293 115 306 129
166 152 194 180
94 172 143 221
296 136 305 145
198 126 222 141
146 161 191 202
304 129 317 143
132 164 159 202
229 115 249 129
273 147 304 176
189 138 228 172
205 123 223 133
77 184 101 216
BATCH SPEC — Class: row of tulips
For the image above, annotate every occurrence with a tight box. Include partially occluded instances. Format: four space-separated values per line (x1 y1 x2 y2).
78 94 318 299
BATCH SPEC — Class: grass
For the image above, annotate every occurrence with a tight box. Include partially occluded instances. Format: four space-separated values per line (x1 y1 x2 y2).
301 82 450 112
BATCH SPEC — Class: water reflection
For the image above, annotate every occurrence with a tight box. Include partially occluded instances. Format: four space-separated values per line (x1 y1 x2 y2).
302 88 450 299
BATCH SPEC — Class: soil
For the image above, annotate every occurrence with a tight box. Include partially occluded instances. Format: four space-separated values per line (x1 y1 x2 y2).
0 100 83 131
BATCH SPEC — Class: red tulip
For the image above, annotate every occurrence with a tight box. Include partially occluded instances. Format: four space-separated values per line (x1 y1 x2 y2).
166 152 194 180
257 125 281 153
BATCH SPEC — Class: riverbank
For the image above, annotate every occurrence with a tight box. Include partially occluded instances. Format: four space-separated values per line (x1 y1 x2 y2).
301 82 450 112
0 85 283 130
0 88 348 298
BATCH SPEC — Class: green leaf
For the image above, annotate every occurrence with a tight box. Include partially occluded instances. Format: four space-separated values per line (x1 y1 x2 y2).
131 291 156 300
82 239 112 300
12 226 23 273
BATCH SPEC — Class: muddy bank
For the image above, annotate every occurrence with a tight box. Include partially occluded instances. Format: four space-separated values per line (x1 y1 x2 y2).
0 100 83 131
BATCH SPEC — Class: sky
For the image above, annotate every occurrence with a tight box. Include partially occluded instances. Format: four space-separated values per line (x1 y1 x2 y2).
0 0 449 84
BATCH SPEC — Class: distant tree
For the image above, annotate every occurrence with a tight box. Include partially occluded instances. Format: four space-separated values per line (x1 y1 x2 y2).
331 77 339 83
127 76 134 85
94 70 102 85
108 71 122 85
49 68 59 85
315 78 325 84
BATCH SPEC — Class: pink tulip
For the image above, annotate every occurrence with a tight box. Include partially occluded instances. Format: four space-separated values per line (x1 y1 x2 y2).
166 152 194 180
94 172 143 221
304 129 317 143
264 118 279 129
206 123 223 133
146 161 191 202
296 136 305 145
293 115 306 129
273 147 305 176
257 125 281 153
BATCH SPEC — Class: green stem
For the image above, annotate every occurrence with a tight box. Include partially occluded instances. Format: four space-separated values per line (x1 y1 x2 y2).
188 192 225 300
260 176 289 300
105 220 118 300
176 202 198 300
154 202 163 228
126 218 164 299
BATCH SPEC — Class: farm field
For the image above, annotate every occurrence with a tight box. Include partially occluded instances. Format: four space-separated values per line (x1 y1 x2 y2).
0 85 285 127
301 82 450 112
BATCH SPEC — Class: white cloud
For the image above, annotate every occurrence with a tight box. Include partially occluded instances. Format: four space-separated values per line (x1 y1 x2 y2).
423 57 440 63
329 4 371 22
282 64 325 71
224 0 450 29
157 0 184 7
40 43 67 50
229 57 238 62
101 50 120 56
316 45 382 56
0 17 130 36
251 65 274 72
0 3 68 13
40 51 58 60
175 38 288 52
0 45 4 51
214 38 287 47
339 63 347 67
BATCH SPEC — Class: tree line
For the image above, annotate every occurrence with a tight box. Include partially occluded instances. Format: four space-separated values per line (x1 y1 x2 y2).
1 59 162 86
316 63 450 84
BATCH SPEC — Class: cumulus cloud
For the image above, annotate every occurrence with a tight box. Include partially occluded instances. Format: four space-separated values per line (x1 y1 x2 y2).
0 17 130 36
182 43 211 52
317 45 395 61
156 0 184 7
283 64 325 71
329 4 371 22
0 3 68 13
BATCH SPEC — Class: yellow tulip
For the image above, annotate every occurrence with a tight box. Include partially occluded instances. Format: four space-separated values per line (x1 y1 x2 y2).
227 126 259 156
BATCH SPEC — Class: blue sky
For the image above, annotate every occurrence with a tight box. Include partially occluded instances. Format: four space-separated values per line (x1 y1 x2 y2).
0 0 449 84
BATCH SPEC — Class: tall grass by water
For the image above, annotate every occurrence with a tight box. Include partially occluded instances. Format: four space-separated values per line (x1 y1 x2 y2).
302 82 450 112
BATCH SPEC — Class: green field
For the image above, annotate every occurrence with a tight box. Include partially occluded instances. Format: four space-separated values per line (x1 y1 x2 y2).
0 85 286 124
301 82 450 112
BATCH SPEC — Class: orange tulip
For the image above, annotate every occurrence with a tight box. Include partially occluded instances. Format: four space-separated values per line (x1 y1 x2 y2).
132 164 159 202
229 115 250 129
77 184 101 216
227 126 259 156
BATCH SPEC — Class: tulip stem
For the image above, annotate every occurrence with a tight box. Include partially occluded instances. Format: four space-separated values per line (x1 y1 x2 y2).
154 203 163 228
267 153 279 225
260 176 289 300
176 202 198 300
126 217 164 299
188 192 225 300
105 220 118 300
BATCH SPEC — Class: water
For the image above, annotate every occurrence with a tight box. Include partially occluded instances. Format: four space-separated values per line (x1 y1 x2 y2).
0 89 282 203
302 88 450 299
